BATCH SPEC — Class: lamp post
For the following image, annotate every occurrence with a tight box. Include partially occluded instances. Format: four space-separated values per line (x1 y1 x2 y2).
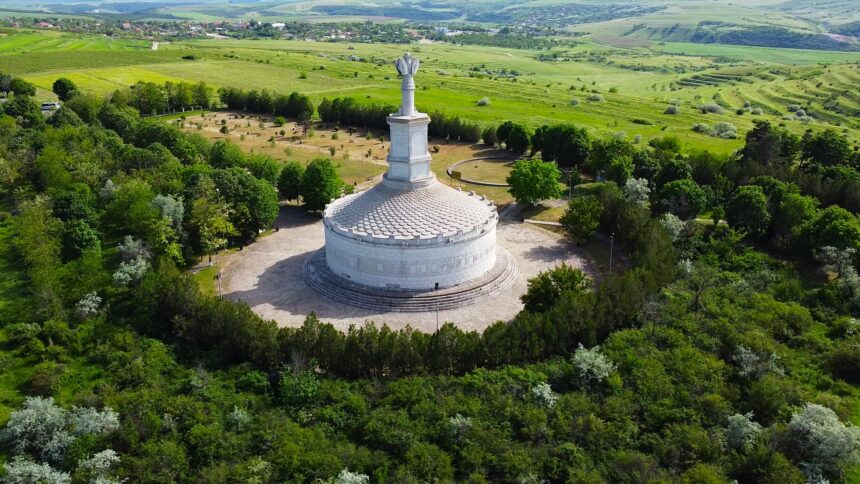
608 232 615 273
568 171 573 199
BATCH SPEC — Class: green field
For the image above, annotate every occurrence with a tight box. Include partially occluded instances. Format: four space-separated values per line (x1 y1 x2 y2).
2 28 859 155
655 41 860 64
0 28 149 53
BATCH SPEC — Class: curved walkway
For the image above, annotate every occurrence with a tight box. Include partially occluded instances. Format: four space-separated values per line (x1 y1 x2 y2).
446 156 517 187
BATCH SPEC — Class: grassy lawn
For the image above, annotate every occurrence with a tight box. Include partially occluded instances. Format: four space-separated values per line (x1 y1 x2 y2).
520 204 567 223
192 265 220 298
454 158 515 185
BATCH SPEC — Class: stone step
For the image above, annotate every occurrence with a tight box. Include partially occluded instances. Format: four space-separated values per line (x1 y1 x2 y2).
302 248 519 312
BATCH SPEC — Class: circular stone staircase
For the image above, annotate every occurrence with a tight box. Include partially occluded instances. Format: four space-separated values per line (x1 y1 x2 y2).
302 248 519 312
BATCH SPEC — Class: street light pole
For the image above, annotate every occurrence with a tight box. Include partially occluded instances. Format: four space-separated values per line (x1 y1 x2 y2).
569 172 573 199
609 232 615 272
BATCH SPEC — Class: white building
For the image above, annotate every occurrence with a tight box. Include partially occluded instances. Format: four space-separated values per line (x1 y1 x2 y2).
320 53 501 291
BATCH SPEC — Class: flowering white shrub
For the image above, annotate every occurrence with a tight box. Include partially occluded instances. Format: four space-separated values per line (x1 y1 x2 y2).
733 345 783 379
659 213 684 241
112 256 149 287
817 246 859 294
2 396 70 463
787 403 860 480
70 406 119 436
448 413 473 441
677 258 693 277
335 468 370 484
76 292 102 319
623 178 650 205
531 382 557 408
726 412 762 452
99 179 115 200
572 344 616 387
228 406 251 432
77 449 121 483
117 235 150 262
2 456 70 484
2 397 119 465
152 194 184 230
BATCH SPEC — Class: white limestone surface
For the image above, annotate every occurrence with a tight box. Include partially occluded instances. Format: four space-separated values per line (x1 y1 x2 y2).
222 207 595 333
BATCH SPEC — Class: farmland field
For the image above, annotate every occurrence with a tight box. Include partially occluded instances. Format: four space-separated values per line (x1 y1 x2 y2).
3 28 859 157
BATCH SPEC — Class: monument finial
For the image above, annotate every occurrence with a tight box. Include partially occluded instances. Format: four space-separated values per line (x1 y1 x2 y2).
395 53 420 116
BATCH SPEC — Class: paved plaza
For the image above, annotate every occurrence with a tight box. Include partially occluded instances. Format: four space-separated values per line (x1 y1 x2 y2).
222 206 595 333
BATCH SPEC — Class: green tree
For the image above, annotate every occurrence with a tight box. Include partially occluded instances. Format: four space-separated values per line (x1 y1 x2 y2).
496 120 515 145
402 442 454 482
606 155 634 186
187 176 236 257
506 158 562 206
301 158 343 212
104 179 158 238
726 185 771 236
654 158 692 188
61 219 101 260
657 179 707 219
561 195 603 244
801 128 852 167
245 154 280 186
589 137 634 174
192 81 212 109
15 196 63 317
64 93 103 123
9 78 35 97
773 193 819 248
741 120 798 165
0 73 12 96
3 95 44 128
277 161 305 203
278 369 320 408
97 104 139 140
530 124 548 155
212 168 279 241
506 124 530 154
801 205 860 251
481 126 498 147
541 124 591 167
521 263 590 312
210 140 246 169
633 149 659 181
47 107 82 127
132 81 167 115
51 77 78 102
649 135 682 162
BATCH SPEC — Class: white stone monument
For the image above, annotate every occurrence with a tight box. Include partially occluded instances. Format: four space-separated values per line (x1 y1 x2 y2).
305 54 516 310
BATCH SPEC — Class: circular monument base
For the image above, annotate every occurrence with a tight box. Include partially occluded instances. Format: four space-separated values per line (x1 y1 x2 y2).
302 247 519 312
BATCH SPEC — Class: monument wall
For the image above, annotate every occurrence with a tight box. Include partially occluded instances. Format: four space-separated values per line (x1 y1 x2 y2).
324 225 497 290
